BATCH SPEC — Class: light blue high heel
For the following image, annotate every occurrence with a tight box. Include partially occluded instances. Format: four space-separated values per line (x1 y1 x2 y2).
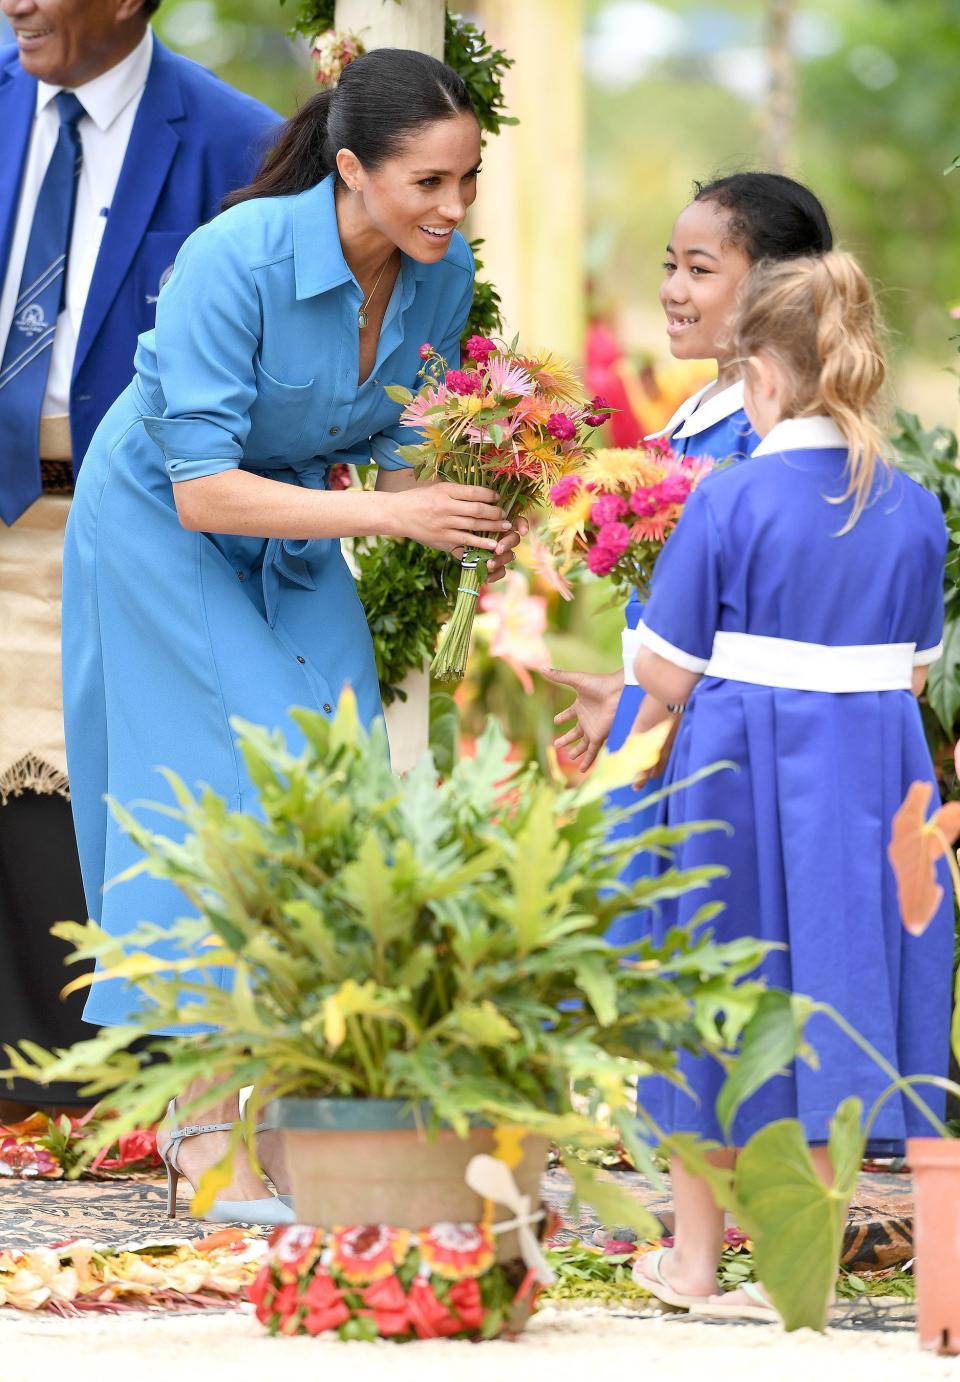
157 1100 296 1226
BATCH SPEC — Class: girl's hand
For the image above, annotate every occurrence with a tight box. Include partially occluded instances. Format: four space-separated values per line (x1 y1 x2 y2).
389 481 512 553
472 516 529 584
542 667 624 772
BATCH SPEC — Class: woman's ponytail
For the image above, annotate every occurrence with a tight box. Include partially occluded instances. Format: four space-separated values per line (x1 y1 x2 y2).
736 250 888 529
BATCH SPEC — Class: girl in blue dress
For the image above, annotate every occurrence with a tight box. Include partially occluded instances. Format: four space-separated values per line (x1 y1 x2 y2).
629 251 951 1315
546 173 833 945
61 50 520 1220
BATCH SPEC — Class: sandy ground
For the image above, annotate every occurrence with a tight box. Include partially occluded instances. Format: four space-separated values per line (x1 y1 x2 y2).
4 1304 960 1382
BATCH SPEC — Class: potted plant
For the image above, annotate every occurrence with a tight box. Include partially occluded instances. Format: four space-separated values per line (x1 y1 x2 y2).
5 696 779 1338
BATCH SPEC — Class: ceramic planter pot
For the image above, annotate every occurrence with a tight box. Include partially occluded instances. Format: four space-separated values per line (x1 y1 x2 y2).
908 1137 960 1354
264 1097 549 1263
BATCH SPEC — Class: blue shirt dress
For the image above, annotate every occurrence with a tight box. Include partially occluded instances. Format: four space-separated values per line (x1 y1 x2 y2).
605 381 758 946
62 174 474 1031
633 416 951 1151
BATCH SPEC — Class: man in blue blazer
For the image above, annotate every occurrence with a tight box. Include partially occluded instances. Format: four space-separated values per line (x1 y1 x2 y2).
0 0 281 1112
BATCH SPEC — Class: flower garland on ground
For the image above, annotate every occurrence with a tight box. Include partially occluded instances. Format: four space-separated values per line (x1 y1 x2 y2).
0 1110 160 1180
249 1222 542 1341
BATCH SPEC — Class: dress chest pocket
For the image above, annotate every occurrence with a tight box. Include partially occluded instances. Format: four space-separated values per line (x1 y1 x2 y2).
246 357 316 459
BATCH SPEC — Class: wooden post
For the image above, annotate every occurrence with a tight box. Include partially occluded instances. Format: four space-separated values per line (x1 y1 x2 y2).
765 0 796 171
334 0 446 771
335 0 444 59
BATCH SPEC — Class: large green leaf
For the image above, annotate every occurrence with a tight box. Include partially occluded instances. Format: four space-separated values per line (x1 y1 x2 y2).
716 991 814 1136
733 1102 865 1332
924 614 960 735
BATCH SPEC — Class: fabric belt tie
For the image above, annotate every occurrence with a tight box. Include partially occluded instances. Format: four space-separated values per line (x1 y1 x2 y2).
624 627 924 692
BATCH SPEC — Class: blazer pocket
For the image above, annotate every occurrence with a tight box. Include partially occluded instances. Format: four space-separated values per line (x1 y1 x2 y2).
246 357 316 458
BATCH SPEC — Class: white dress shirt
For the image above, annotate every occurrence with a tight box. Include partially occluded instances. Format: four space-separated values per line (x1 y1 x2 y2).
0 28 153 416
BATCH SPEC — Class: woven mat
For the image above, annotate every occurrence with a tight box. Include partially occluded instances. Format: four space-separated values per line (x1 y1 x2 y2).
0 1167 913 1272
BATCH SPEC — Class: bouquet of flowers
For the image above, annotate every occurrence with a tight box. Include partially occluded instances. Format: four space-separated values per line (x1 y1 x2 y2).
309 29 364 87
386 336 610 681
546 441 714 600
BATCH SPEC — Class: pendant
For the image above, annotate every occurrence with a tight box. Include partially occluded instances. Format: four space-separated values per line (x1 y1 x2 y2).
358 308 367 328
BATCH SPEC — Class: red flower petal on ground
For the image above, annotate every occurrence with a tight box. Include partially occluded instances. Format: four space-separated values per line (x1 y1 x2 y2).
448 1276 485 1330
406 1278 462 1339
301 1271 350 1335
362 1275 410 1336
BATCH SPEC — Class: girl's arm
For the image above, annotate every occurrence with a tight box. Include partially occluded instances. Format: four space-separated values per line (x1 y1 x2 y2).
912 666 928 697
633 646 701 706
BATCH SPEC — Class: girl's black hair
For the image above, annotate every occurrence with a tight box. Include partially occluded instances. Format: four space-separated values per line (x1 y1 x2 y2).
223 48 475 210
693 172 833 262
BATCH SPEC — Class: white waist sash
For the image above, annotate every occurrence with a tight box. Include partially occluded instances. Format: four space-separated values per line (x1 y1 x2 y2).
624 627 927 692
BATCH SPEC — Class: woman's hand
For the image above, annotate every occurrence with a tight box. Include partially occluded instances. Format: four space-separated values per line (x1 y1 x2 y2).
476 515 529 584
542 667 624 772
388 481 512 554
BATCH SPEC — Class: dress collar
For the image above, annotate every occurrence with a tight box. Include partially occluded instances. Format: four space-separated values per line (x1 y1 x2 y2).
752 416 847 456
293 173 431 300
645 378 745 442
36 27 153 132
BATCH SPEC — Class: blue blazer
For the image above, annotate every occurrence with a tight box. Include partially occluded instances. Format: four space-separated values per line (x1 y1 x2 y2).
0 38 281 468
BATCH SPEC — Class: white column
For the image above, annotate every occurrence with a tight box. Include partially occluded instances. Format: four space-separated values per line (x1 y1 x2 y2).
335 0 445 59
335 0 447 771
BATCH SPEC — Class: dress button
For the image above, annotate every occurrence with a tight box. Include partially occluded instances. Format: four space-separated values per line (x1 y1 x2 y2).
296 655 306 665
329 425 340 436
323 703 333 714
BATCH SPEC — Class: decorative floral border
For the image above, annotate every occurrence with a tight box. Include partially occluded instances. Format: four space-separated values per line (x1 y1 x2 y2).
250 1222 542 1340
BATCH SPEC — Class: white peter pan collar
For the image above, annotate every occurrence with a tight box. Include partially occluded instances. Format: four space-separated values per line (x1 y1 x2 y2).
36 27 153 132
752 416 846 456
645 378 746 442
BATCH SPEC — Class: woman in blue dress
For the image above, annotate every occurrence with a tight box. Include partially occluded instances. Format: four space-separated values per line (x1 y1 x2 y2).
61 50 519 1219
629 251 951 1315
545 174 833 945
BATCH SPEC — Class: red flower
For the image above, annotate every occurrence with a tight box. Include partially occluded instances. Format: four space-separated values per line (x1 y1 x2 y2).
0 1137 61 1178
406 1278 462 1339
549 475 581 507
655 473 692 505
448 1276 485 1330
419 342 434 359
419 1222 495 1281
362 1274 410 1336
630 487 661 518
247 1264 275 1323
589 493 628 526
546 412 577 441
270 1280 301 1333
595 520 630 556
330 1224 411 1284
302 1270 350 1336
466 335 497 364
445 368 482 397
269 1225 324 1281
583 395 612 427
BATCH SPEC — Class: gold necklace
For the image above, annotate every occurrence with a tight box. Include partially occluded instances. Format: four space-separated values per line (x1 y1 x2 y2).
357 252 395 329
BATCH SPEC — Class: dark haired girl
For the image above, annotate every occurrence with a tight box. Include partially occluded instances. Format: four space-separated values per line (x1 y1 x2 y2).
546 172 833 936
62 49 518 1221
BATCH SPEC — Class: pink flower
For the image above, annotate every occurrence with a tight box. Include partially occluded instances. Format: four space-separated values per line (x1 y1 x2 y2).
547 413 577 441
630 488 661 518
586 544 618 576
550 475 582 507
589 494 628 525
466 335 497 364
477 571 551 694
655 472 693 505
583 395 612 427
486 356 535 397
445 368 482 396
595 520 630 556
419 343 434 360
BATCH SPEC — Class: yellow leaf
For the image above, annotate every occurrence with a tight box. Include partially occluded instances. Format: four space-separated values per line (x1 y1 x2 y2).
323 995 346 1049
494 1125 527 1170
191 1148 237 1218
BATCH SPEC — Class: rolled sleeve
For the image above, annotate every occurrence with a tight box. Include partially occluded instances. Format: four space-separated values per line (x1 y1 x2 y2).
151 221 260 482
370 251 475 471
640 485 722 670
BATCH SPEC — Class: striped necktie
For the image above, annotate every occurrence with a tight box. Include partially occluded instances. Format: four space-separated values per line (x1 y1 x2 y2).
0 90 85 525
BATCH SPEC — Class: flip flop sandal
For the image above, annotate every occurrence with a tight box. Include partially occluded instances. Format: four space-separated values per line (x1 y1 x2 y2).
699 1281 780 1321
630 1247 715 1311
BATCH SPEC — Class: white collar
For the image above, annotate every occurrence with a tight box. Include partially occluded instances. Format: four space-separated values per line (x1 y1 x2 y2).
36 28 153 132
752 416 846 456
645 378 746 442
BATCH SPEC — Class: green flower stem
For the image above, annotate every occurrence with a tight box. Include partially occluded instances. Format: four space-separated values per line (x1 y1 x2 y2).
346 1015 380 1096
431 548 488 682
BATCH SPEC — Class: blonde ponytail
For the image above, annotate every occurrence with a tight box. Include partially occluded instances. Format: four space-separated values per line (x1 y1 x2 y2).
736 250 888 529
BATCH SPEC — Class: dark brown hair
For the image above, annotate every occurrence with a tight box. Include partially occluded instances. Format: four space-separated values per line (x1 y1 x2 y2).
223 48 475 210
